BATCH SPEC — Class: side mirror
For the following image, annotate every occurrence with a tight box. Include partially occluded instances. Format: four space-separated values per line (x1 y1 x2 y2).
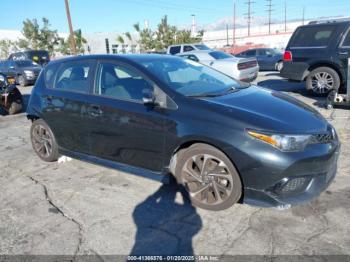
142 89 157 105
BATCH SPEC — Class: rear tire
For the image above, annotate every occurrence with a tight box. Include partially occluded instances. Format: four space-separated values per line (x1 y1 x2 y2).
276 61 283 72
175 143 242 211
30 119 59 162
8 101 22 115
306 67 340 96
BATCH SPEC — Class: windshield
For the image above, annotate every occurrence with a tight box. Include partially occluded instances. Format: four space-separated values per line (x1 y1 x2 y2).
194 44 210 50
209 51 233 60
139 57 246 97
15 60 39 67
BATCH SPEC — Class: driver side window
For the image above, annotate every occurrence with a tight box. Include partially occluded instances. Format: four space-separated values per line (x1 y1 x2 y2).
95 62 153 102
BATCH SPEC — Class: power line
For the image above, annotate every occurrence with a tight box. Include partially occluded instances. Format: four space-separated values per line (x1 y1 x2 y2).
265 0 274 34
244 0 255 36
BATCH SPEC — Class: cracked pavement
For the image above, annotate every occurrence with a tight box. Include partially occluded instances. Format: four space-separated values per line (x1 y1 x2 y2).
0 73 350 258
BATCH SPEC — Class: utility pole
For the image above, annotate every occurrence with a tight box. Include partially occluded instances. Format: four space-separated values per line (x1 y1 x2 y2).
265 0 274 35
64 0 77 55
244 0 255 36
226 24 229 46
233 0 236 46
284 1 287 33
191 14 197 37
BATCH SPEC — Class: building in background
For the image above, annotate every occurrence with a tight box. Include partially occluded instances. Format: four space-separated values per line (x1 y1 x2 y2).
83 32 140 55
202 20 309 51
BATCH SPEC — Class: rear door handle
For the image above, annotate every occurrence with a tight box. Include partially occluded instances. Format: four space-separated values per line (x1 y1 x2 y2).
87 105 103 117
339 51 348 55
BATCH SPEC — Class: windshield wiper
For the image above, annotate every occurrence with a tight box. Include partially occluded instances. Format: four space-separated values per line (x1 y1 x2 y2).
187 87 238 98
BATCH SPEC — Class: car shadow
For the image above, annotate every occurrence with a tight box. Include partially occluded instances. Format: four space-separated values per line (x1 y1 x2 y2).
130 176 202 256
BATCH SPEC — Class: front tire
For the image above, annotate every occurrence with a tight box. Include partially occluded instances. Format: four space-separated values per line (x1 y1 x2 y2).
30 119 59 162
306 67 340 95
175 144 242 211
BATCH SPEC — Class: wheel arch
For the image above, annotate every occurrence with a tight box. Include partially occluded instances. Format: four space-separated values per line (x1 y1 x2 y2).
168 139 245 204
305 62 344 82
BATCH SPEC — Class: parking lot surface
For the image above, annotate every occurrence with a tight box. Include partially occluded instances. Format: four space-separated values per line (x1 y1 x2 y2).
1 72 350 259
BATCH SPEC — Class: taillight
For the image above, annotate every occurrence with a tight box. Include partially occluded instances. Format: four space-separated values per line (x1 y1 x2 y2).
283 51 292 61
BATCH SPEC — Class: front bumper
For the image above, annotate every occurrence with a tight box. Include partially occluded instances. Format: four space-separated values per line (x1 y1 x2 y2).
225 139 341 208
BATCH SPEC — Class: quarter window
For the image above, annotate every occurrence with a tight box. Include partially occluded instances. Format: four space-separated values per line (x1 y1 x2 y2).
183 45 195 52
341 29 350 47
95 63 153 101
54 61 93 93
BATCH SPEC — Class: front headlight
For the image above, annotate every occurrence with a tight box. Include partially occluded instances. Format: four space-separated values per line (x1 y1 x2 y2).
247 130 311 152
24 70 34 76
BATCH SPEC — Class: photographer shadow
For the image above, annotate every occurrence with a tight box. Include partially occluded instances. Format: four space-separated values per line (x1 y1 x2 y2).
130 176 202 256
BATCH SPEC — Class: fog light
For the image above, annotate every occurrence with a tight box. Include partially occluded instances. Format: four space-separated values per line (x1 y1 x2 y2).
281 177 308 195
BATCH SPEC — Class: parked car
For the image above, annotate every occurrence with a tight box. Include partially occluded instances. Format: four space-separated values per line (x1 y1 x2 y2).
0 60 42 87
27 55 340 211
0 73 23 115
167 44 211 55
8 50 50 66
177 50 259 82
281 18 350 95
236 48 284 71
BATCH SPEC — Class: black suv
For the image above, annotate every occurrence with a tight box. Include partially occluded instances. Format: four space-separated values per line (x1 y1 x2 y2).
8 50 50 66
0 60 42 86
281 19 350 95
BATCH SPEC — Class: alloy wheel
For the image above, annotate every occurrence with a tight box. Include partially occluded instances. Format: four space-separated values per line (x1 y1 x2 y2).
311 72 334 94
32 124 53 158
181 154 234 206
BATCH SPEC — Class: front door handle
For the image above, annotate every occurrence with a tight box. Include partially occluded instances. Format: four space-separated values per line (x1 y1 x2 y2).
339 51 348 55
87 105 103 117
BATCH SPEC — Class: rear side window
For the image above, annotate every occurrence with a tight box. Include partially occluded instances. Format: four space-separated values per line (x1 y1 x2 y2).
341 29 350 47
183 45 195 52
169 46 181 55
52 61 93 93
290 25 337 47
245 50 256 56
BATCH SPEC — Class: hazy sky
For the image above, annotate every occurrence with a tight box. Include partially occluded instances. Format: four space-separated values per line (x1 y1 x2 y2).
0 0 349 33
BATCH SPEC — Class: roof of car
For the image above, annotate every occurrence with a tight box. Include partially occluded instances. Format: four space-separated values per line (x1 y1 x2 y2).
47 54 181 65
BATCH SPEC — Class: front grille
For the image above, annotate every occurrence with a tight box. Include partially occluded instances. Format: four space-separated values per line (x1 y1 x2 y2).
238 60 258 70
310 133 334 144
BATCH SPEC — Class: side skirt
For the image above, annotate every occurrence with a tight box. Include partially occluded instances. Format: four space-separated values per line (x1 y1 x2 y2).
59 148 169 183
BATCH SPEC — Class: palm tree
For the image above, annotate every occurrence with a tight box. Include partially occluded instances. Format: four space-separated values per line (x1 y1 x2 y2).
125 32 132 42
117 35 125 44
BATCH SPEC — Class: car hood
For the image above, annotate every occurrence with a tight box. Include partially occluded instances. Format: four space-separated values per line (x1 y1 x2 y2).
201 86 328 133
